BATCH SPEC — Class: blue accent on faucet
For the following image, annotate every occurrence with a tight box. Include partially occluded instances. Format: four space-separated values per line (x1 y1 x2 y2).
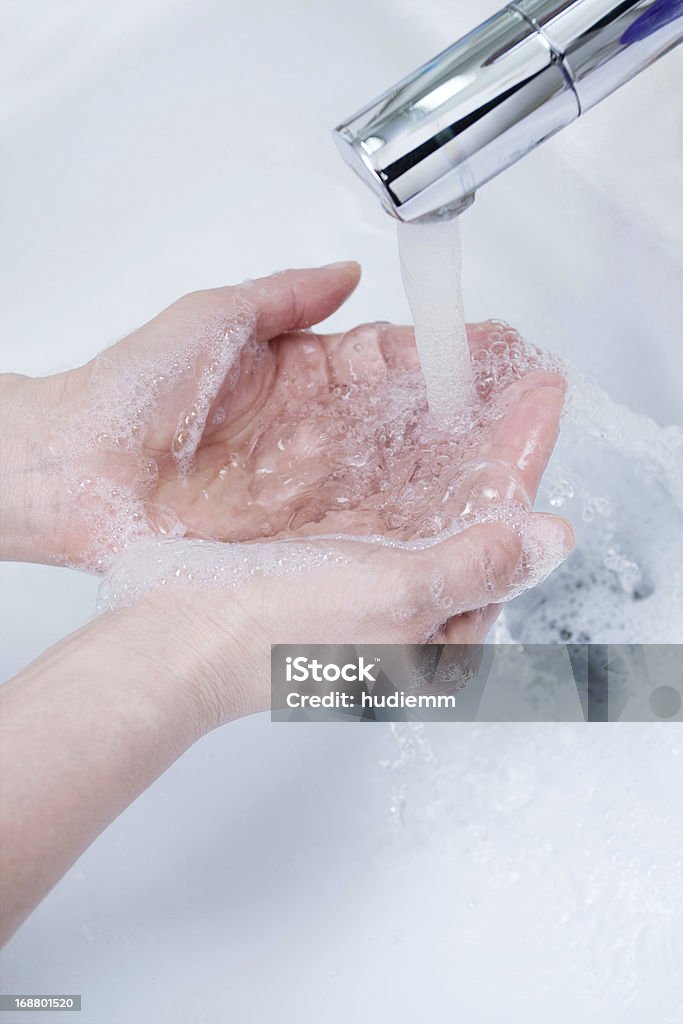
621 0 683 44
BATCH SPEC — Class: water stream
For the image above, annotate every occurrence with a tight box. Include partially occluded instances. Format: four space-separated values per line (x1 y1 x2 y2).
397 216 472 425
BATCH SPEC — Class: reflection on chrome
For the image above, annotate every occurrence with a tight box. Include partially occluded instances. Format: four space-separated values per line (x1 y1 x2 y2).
334 0 683 222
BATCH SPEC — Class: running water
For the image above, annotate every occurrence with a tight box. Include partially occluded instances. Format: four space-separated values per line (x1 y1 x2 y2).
397 216 472 426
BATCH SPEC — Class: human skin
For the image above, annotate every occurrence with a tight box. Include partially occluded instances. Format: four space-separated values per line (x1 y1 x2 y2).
0 262 566 566
0 263 574 943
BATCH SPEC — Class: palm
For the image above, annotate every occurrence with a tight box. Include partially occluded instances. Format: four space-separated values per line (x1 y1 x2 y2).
150 321 559 547
65 265 563 568
153 322 427 542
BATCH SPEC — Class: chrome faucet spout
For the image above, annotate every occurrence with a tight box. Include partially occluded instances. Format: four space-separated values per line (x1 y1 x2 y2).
334 0 683 222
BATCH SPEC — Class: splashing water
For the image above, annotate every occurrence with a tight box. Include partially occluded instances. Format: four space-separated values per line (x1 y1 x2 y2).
504 358 683 645
397 216 472 426
394 214 683 644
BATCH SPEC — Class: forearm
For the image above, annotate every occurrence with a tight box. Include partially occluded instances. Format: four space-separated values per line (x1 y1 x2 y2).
0 602 208 945
0 372 71 565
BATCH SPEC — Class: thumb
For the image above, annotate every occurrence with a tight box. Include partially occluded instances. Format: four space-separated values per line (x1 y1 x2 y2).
99 261 362 368
389 513 575 624
83 263 362 465
145 262 362 348
239 262 362 342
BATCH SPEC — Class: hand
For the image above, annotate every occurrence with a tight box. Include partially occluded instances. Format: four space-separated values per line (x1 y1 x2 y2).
74 259 572 722
136 509 572 727
0 263 364 566
0 263 569 575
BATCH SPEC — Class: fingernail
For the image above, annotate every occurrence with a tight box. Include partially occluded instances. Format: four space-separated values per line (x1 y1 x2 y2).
519 370 566 395
522 514 575 575
515 382 566 424
322 260 361 272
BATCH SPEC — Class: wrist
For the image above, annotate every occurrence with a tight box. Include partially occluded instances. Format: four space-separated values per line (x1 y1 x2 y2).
0 372 72 565
131 588 267 731
29 600 215 751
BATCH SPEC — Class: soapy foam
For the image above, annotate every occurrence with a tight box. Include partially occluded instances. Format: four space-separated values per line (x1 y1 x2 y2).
96 501 571 622
503 359 683 644
96 536 351 610
171 309 255 477
50 304 256 570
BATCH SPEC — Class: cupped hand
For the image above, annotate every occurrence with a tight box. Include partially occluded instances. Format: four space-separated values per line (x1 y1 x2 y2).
49 261 574 724
1 261 576 725
133 496 572 727
33 262 568 571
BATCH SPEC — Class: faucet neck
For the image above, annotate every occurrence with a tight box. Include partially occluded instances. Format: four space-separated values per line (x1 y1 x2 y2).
334 1 683 222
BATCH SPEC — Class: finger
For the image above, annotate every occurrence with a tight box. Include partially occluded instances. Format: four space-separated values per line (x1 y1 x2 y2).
112 262 362 362
442 369 565 513
94 263 361 451
266 321 405 401
308 320 535 387
285 321 483 388
366 320 521 371
320 322 489 382
242 263 362 342
332 324 420 380
271 322 421 391
441 604 501 644
479 371 565 501
388 513 574 622
466 318 534 359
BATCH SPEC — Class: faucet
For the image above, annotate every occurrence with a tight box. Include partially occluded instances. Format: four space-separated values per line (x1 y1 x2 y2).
333 0 683 222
